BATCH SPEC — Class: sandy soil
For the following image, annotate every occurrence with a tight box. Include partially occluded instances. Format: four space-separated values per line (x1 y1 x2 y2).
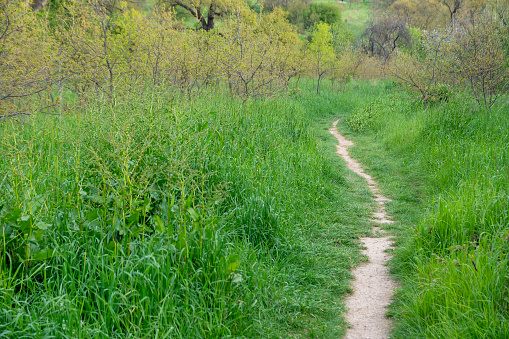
329 120 396 339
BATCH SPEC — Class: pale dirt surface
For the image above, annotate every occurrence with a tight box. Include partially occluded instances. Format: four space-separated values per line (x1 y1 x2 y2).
329 120 397 339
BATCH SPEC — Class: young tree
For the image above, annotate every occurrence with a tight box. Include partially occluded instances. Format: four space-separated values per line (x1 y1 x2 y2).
215 5 304 97
448 11 509 109
0 1 57 121
58 1 144 99
385 29 451 106
330 21 353 54
308 22 336 95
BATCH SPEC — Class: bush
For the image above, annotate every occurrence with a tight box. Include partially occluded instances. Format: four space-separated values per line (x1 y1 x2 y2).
345 97 388 132
304 3 342 28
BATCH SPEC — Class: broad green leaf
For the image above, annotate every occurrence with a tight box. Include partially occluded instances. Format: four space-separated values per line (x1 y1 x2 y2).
227 254 241 275
153 215 165 234
31 248 54 261
36 221 52 230
187 207 200 222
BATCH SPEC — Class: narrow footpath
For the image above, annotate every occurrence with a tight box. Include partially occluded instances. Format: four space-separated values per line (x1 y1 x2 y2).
329 120 396 339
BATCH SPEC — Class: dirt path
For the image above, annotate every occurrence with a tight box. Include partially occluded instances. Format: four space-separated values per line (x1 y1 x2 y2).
329 120 396 339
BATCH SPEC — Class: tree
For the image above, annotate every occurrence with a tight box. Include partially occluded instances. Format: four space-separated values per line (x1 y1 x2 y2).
447 11 509 109
438 0 466 24
0 1 57 121
55 1 146 100
304 2 342 28
388 0 446 29
330 21 353 54
386 36 447 107
362 15 412 59
162 0 244 31
285 0 311 31
308 22 336 95
388 5 509 110
214 6 304 97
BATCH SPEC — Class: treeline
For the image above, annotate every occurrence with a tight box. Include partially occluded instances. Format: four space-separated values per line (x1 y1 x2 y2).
0 0 360 121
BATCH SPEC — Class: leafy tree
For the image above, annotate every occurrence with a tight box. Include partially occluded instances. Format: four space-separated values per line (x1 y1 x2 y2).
308 22 336 94
286 0 310 31
215 6 304 96
330 21 353 54
388 0 446 29
56 1 145 99
0 1 57 121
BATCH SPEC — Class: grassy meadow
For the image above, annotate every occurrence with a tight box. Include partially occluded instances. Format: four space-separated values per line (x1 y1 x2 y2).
337 1 372 38
0 84 379 338
2 72 509 338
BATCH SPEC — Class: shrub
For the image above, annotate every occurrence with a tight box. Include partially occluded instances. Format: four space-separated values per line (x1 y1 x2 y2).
345 97 388 132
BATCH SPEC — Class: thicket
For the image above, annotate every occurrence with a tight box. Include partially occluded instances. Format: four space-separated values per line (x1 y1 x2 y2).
365 0 509 108
0 0 360 123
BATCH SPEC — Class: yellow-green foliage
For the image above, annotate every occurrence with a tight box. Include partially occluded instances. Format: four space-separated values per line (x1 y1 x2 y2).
1 0 340 119
307 22 337 94
0 0 361 119
0 1 58 119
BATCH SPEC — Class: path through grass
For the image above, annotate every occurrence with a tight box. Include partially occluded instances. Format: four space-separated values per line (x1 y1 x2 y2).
334 80 509 338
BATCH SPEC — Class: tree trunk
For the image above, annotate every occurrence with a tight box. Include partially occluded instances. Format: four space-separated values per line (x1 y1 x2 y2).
199 3 216 31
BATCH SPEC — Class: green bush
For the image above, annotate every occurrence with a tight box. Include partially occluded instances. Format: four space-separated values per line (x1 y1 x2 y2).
305 3 342 28
345 97 390 132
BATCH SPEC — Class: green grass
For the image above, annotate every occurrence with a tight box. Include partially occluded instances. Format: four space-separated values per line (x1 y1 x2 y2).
309 0 372 38
338 1 372 38
8 74 507 338
0 84 375 338
331 81 509 338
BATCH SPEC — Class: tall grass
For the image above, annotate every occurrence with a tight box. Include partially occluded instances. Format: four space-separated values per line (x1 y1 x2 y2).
0 84 370 338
